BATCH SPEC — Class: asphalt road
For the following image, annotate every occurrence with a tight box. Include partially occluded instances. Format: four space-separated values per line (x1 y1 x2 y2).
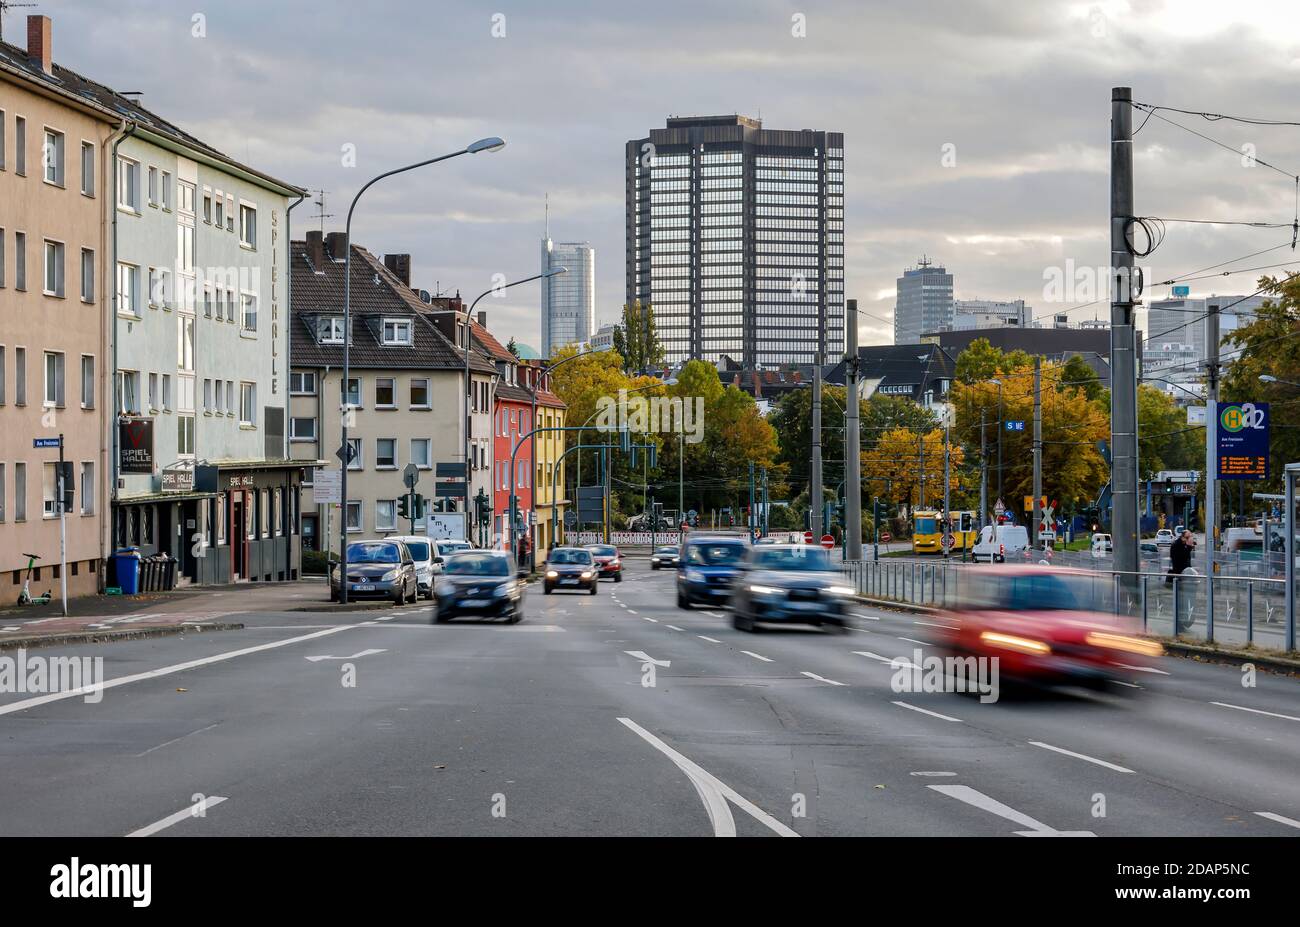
0 566 1297 837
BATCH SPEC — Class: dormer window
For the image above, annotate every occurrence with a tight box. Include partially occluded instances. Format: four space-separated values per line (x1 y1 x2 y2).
319 316 344 344
382 318 413 345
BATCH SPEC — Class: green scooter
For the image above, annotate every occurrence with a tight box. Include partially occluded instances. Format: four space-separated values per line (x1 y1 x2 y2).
17 552 51 606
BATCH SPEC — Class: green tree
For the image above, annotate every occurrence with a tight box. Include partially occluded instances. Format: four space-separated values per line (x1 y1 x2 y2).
506 337 519 358
613 301 665 375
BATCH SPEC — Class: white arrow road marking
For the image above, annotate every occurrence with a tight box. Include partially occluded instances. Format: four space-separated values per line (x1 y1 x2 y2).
1115 662 1169 675
801 671 846 686
618 717 798 837
928 785 1095 837
1255 811 1300 830
1029 741 1134 773
624 650 671 668
304 649 387 662
127 796 228 837
740 651 772 663
1211 701 1300 723
892 700 962 722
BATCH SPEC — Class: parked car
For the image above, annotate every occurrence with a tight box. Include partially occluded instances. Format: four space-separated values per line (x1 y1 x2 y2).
677 536 748 608
433 550 525 623
1091 532 1113 553
1154 529 1174 546
330 539 418 604
729 544 854 632
585 544 623 582
650 546 680 570
971 524 1029 563
388 535 435 599
543 547 598 594
431 539 472 575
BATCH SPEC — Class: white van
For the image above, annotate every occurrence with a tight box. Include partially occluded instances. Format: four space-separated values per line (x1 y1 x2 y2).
972 524 1029 562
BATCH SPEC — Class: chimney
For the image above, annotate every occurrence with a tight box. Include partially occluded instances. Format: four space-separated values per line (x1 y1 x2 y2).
477 311 487 328
324 232 347 261
305 231 325 273
383 253 411 287
27 15 52 76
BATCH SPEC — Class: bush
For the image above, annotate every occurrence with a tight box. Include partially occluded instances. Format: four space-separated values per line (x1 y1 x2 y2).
302 548 330 575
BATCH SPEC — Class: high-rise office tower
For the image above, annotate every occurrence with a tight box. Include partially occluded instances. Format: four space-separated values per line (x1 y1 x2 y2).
894 257 954 344
540 235 595 358
625 115 844 367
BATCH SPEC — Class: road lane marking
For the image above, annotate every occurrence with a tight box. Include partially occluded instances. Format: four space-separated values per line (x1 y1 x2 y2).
666 624 685 632
642 616 659 623
910 771 957 777
0 624 357 717
127 796 228 837
703 611 725 618
892 700 962 722
304 648 387 662
135 722 222 758
898 637 931 646
850 612 880 621
1211 701 1300 723
698 636 721 643
627 610 639 615
928 785 1095 837
741 651 772 663
854 650 920 669
801 671 846 686
1029 741 1134 773
1255 811 1300 830
624 650 670 667
913 620 958 630
1115 662 1169 675
617 717 798 837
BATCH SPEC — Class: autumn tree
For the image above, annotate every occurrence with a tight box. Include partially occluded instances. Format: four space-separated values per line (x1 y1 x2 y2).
863 428 963 510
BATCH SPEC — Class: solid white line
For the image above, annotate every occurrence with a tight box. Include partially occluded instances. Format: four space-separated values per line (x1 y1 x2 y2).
801 671 847 686
741 650 772 663
1211 701 1300 723
617 717 798 837
0 624 356 717
698 636 721 643
850 612 880 621
928 784 1094 837
666 624 685 632
892 700 962 722
1111 680 1142 689
1029 741 1134 773
910 771 957 777
853 650 920 669
624 650 670 667
126 796 228 837
1255 811 1300 830
703 611 725 618
913 620 958 630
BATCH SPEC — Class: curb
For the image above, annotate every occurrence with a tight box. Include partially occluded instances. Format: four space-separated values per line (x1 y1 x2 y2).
1161 640 1300 676
0 622 245 651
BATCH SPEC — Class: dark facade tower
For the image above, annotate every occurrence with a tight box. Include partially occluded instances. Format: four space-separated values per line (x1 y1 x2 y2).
626 115 844 368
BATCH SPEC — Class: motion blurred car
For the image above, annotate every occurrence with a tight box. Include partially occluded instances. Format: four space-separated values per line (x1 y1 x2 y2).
729 545 854 632
933 565 1162 690
330 540 418 604
433 550 525 623
389 535 435 599
585 544 623 582
544 547 598 594
650 545 680 570
431 539 472 576
677 536 747 608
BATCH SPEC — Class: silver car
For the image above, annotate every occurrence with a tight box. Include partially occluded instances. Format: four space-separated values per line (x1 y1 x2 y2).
728 544 855 632
330 540 419 604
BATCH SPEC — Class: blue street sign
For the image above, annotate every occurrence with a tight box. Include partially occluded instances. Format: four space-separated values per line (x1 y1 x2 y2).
33 438 61 448
1217 402 1269 480
1005 421 1025 432
1172 285 1190 297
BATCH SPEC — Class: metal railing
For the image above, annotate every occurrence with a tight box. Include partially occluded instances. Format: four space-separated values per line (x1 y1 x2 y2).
840 559 1293 653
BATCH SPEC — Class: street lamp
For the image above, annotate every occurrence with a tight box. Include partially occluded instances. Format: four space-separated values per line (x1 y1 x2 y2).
1260 374 1300 389
338 137 504 603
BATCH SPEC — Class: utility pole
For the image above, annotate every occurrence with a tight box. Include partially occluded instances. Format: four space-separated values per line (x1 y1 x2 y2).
749 460 756 543
58 433 68 616
942 421 952 560
810 357 823 540
1111 86 1140 578
1205 301 1220 640
1033 355 1043 551
844 298 863 560
980 413 988 531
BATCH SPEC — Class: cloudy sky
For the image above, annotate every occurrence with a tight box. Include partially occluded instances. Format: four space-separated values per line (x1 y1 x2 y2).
34 0 1300 348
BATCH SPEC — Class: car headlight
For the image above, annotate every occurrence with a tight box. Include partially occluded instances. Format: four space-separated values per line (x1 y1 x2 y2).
685 569 705 582
546 570 558 578
580 571 594 579
748 584 779 595
827 585 855 596
493 582 514 597
979 630 1051 655
381 569 398 582
1085 631 1163 657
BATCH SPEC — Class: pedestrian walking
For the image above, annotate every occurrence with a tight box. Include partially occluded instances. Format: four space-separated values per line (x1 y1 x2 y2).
1167 529 1196 631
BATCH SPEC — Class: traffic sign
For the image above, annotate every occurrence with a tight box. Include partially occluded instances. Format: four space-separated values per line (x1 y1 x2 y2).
335 442 357 465
820 534 835 549
880 532 892 543
1006 421 1025 432
803 530 814 545
942 533 955 549
33 437 62 448
993 498 1006 516
403 462 420 489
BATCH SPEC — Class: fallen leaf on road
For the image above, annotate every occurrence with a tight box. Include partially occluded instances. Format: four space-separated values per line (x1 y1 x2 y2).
874 784 886 789
176 688 188 693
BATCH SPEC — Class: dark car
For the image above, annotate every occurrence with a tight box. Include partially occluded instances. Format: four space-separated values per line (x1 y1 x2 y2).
729 545 855 632
330 540 419 604
650 545 680 570
677 536 747 609
432 550 525 623
585 544 623 582
544 547 598 594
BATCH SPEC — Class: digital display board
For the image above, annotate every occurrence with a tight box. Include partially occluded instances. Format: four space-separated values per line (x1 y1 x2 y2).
1216 402 1269 480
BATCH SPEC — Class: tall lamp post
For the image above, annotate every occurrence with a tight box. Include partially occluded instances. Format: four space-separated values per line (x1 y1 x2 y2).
338 136 505 604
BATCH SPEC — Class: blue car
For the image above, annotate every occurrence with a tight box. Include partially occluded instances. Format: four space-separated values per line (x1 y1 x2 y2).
676 537 747 609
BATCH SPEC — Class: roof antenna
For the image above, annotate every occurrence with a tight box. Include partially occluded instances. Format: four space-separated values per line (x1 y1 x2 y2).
310 189 334 235
0 2 37 44
544 192 549 241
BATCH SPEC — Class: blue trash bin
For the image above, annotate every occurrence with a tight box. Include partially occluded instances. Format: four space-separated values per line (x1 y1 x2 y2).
114 548 142 595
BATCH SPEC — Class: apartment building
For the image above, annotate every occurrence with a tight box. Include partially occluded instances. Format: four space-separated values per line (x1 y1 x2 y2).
520 359 567 552
0 18 117 600
289 232 496 553
476 320 534 550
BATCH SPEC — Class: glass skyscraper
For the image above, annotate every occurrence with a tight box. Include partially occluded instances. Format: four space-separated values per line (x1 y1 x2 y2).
625 115 844 367
540 238 595 358
893 258 954 344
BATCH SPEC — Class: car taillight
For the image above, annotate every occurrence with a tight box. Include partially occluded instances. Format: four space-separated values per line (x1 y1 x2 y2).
999 544 1004 556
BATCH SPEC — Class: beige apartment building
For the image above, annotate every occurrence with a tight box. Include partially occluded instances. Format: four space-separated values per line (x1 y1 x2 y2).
0 18 117 600
289 232 496 554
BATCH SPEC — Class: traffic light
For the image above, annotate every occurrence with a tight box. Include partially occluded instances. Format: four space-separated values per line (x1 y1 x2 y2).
397 495 410 520
1164 478 1174 495
960 512 972 532
413 494 425 519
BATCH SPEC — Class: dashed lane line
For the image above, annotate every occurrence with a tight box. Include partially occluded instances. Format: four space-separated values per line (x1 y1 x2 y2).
127 796 229 837
1210 701 1300 723
800 671 847 687
1028 741 1135 774
740 651 773 663
891 700 963 723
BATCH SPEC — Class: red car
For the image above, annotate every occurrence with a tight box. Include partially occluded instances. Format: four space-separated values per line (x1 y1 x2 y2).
933 566 1162 690
585 544 623 582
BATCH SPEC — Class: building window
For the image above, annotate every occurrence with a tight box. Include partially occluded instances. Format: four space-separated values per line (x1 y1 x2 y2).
14 347 25 406
117 157 139 210
214 194 224 229
410 378 429 408
273 488 282 537
147 166 159 207
14 116 25 175
116 262 140 316
43 240 64 297
319 316 344 344
117 370 140 415
0 110 5 171
202 189 212 223
239 382 257 426
203 285 213 318
203 378 212 411
14 231 25 290
375 377 395 408
0 227 5 288
161 374 171 411
0 462 5 521
376 438 397 469
43 351 64 409
239 203 257 248
346 438 362 470
80 354 94 409
410 438 431 469
225 288 236 322
148 372 158 411
226 195 235 232
80 463 96 513
161 171 172 210
0 346 5 405
342 377 361 408
290 371 316 395
289 417 316 441
80 248 94 303
42 462 58 517
345 501 362 532
13 462 25 521
178 414 195 456
240 293 257 332
381 318 412 345
375 500 396 532
80 141 95 196
41 129 65 186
